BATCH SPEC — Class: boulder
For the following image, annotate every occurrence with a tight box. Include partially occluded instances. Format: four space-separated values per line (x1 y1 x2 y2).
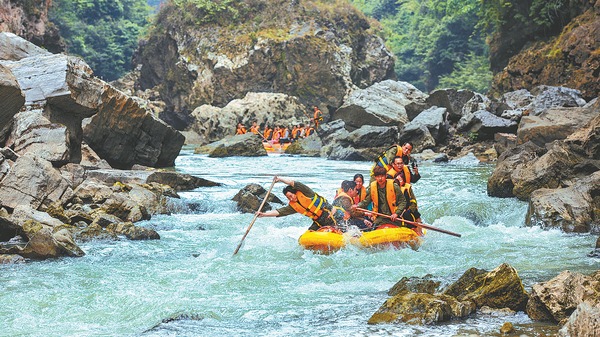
11 205 64 228
188 92 309 145
333 80 426 130
232 183 284 213
0 154 71 210
558 302 600 337
425 88 475 122
106 221 160 240
523 86 588 116
443 263 528 311
511 141 598 200
203 133 267 157
400 106 447 147
1 34 184 168
527 270 600 323
368 292 475 325
0 254 26 264
284 133 322 157
517 105 599 147
84 85 185 168
146 171 221 190
458 110 518 141
487 142 547 198
388 275 441 296
0 63 25 143
526 171 600 233
18 224 84 259
0 216 26 242
7 109 71 165
0 32 52 61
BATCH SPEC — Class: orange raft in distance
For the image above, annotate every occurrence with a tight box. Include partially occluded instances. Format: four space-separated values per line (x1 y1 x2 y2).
262 141 291 154
298 224 424 254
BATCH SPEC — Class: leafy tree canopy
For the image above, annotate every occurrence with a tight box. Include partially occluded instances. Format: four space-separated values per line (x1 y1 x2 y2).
50 0 152 81
351 0 492 93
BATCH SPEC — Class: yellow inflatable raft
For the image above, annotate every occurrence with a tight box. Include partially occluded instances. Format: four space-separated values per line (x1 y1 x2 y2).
298 224 423 253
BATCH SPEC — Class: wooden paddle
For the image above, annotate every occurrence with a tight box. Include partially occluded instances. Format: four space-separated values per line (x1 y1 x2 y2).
233 177 277 255
355 208 462 238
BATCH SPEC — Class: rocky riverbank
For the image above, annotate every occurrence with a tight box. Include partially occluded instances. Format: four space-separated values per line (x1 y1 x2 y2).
0 33 217 262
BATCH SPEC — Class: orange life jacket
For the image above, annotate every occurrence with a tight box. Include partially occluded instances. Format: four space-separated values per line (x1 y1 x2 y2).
250 125 259 134
292 127 301 138
236 126 247 135
264 128 272 139
370 180 398 214
353 186 367 204
289 191 328 220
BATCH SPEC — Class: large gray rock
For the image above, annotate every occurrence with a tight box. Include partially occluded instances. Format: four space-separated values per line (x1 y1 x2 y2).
232 183 284 213
188 92 308 145
84 85 185 169
487 141 546 198
333 80 426 130
458 110 518 141
0 32 51 61
146 171 221 191
511 141 598 200
526 85 587 117
0 154 71 210
199 133 267 158
526 171 600 233
426 88 475 122
527 270 600 324
0 63 25 143
400 106 448 148
7 109 71 165
517 104 599 147
558 302 600 337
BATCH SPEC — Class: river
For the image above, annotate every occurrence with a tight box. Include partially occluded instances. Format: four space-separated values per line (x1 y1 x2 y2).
1 148 598 336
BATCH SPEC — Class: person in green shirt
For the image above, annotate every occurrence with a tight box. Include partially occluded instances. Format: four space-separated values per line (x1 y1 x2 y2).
354 166 406 229
256 176 337 231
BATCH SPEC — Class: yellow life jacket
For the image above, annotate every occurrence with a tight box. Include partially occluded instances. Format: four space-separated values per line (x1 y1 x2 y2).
289 191 328 220
371 144 402 173
370 180 397 214
387 165 412 184
400 183 417 207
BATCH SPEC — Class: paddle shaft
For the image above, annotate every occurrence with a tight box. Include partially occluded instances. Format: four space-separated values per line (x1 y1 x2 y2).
355 208 462 238
233 178 277 255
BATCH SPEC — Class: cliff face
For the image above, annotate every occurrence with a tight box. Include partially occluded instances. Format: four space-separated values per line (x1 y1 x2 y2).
0 0 64 52
134 0 395 129
490 1 599 100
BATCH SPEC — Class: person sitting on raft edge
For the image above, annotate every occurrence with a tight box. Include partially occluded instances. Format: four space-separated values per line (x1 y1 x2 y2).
256 176 337 231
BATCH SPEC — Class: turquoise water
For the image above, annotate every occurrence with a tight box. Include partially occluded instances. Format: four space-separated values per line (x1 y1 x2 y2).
1 149 598 336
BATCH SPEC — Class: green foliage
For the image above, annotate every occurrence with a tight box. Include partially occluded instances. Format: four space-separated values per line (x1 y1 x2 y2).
50 0 152 81
351 0 490 92
171 0 240 25
437 52 493 93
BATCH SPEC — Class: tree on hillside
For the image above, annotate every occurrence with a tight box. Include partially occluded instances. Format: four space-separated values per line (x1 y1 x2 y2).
50 0 152 81
351 0 492 93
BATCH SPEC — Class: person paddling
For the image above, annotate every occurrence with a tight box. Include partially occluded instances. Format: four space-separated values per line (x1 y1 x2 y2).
256 176 337 231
